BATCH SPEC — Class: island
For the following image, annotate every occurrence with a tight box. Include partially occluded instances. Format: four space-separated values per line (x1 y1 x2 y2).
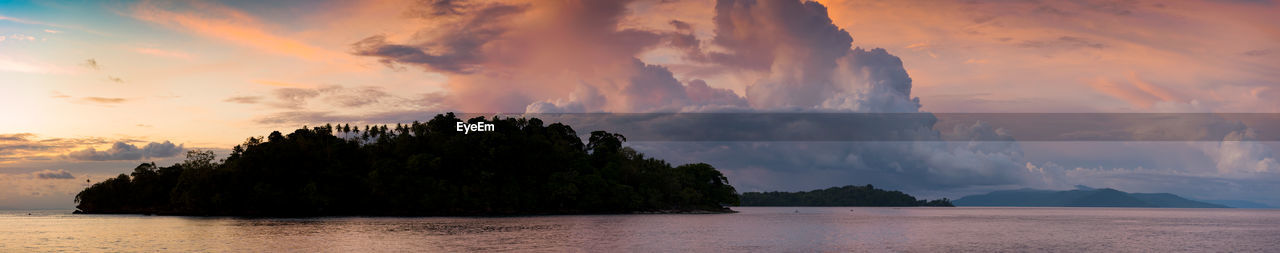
953 186 1227 208
738 185 954 207
74 113 740 216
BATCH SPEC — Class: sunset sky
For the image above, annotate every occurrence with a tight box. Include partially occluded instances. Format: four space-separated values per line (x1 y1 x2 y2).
2 0 1277 209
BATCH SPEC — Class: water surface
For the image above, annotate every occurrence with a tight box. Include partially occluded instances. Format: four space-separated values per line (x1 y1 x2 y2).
3 207 1278 252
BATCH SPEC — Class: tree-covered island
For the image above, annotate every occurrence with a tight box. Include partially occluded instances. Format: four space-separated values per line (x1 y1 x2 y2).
740 185 953 207
74 113 739 216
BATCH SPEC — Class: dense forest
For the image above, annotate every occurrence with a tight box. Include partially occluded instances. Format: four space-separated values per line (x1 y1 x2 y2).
739 185 953 207
74 113 740 216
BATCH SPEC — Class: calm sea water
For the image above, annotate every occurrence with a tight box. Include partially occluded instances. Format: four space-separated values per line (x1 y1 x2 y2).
3 207 1279 252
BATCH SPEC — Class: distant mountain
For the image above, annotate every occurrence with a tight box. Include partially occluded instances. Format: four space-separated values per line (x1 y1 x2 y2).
1199 199 1274 209
739 185 953 207
954 188 1228 208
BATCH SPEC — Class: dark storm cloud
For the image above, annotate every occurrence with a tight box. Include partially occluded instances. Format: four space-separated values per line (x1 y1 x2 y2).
66 141 184 161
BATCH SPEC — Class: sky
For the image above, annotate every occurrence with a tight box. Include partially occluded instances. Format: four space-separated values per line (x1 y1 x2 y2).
0 0 1277 209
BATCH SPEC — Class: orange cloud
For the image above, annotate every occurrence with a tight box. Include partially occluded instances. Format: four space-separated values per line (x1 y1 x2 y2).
129 1 332 60
1088 72 1185 109
1127 72 1184 103
1089 77 1159 108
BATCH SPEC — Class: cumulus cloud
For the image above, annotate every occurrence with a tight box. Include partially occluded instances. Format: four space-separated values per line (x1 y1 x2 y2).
346 0 1036 194
1206 128 1278 174
343 0 1280 204
66 141 184 161
354 0 752 113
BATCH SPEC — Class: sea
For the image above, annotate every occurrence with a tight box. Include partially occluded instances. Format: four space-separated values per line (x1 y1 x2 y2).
3 207 1279 252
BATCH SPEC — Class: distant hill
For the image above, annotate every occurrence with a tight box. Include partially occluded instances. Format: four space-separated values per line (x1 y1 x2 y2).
739 185 953 207
954 187 1227 208
1199 199 1274 209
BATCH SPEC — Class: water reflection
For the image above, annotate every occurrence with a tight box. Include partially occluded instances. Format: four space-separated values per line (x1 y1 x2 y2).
4 207 1280 252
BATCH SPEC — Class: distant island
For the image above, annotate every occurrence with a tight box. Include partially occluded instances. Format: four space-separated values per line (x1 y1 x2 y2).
75 113 740 216
739 185 954 207
953 186 1227 208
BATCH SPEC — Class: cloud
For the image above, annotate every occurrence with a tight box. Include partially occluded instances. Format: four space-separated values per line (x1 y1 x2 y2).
35 170 74 179
248 87 447 125
129 1 335 60
338 0 1275 203
0 133 34 141
406 0 469 17
669 19 692 30
254 80 310 88
224 96 263 104
1017 36 1106 49
271 87 322 109
43 29 60 34
252 109 444 126
1 133 111 163
81 97 127 104
3 34 36 41
247 85 394 109
1088 72 1185 108
66 141 185 161
107 76 124 83
351 3 529 74
354 0 711 112
82 59 100 70
345 0 1032 194
1205 128 1278 174
1243 49 1271 56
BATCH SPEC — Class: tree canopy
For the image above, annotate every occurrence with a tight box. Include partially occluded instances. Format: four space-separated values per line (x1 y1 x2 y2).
75 113 740 216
